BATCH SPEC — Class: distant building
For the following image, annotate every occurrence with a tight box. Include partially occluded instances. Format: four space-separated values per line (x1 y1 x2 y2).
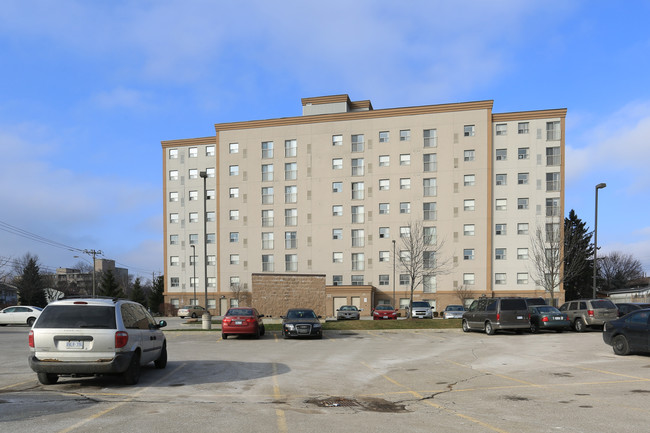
162 94 566 316
0 282 18 307
56 259 128 295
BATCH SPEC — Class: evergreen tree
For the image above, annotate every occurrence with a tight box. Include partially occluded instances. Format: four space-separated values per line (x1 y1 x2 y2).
16 257 47 307
98 269 124 298
148 275 165 314
130 277 147 306
563 210 594 301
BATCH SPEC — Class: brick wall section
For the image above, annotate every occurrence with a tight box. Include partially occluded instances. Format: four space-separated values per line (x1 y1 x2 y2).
252 273 326 318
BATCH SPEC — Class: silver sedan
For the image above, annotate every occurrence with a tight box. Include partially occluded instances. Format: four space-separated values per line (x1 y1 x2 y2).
336 305 361 320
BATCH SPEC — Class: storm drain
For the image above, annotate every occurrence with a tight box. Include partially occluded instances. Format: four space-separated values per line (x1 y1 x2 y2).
306 397 408 413
309 397 358 408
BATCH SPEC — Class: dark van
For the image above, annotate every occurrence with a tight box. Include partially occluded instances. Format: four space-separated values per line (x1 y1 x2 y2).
462 297 530 335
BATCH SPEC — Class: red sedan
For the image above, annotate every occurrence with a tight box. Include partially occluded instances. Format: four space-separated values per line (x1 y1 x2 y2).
373 305 398 320
221 308 265 339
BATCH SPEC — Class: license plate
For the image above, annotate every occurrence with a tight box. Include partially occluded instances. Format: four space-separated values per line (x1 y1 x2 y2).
382 316 389 319
65 341 83 349
553 316 562 320
517 316 523 320
235 320 243 325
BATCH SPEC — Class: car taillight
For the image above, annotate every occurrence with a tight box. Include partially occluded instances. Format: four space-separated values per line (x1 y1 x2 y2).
588 310 594 317
29 330 34 348
542 316 549 322
496 313 501 321
115 331 129 348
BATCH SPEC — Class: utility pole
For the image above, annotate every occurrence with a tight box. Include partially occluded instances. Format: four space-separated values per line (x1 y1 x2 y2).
83 249 103 298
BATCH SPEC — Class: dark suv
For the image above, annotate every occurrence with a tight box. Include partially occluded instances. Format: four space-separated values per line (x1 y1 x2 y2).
462 297 529 335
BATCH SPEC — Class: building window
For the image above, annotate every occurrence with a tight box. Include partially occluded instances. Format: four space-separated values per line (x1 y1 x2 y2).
207 255 216 266
169 213 179 224
546 121 561 141
495 124 507 136
518 173 529 185
169 192 178 202
400 202 411 214
400 274 410 286
496 149 507 161
495 224 507 235
188 169 198 179
206 168 215 178
496 199 507 211
423 129 437 147
424 226 437 245
464 150 475 161
351 182 364 200
285 208 297 226
206 233 216 244
518 147 529 160
230 254 240 265
546 172 560 191
423 178 436 196
262 209 274 227
168 148 178 159
229 187 239 198
169 234 178 245
379 203 389 215
517 223 529 235
352 253 365 271
189 212 198 223
351 275 364 286
518 198 529 210
379 251 390 262
186 147 197 158
261 164 273 181
285 231 297 249
379 179 389 190
546 197 560 217
332 182 343 193
283 185 297 203
495 248 507 260
379 131 389 142
517 248 529 260
170 256 179 267
229 165 239 176
262 141 273 159
379 275 389 286
332 158 343 170
285 162 297 180
351 229 364 247
351 158 364 176
332 229 342 240
546 147 561 166
464 199 475 211
332 205 343 216
206 189 215 200
333 275 343 286
517 273 529 284
400 129 410 141
262 187 274 204
351 205 365 223
379 155 390 167
206 212 216 222
400 178 411 190
285 139 297 157
332 252 343 263
464 125 475 137
351 134 364 152
229 210 239 220
463 273 475 285
170 277 179 287
230 232 239 243
399 154 411 166
423 275 436 293
379 227 390 239
229 276 240 287
423 202 437 220
229 143 239 153
518 122 529 134
332 135 342 146
400 226 410 238
262 255 274 272
169 170 179 181
189 190 198 201
262 232 274 249
463 249 475 260
464 224 475 236
285 254 298 272
495 273 506 285
423 153 437 172
496 174 507 186
464 175 475 187
205 145 215 156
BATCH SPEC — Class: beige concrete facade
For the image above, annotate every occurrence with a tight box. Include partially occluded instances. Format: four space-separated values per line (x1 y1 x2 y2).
162 95 566 315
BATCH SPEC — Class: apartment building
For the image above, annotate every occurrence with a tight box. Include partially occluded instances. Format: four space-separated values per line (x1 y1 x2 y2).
162 94 566 315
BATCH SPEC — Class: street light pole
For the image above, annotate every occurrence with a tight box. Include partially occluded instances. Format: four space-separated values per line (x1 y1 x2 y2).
199 171 212 329
392 239 396 307
191 244 197 307
592 183 606 298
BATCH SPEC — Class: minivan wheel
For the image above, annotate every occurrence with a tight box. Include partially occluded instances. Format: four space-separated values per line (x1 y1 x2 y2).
462 319 470 332
484 321 495 335
574 318 585 333
612 335 630 356
123 352 141 385
37 372 59 385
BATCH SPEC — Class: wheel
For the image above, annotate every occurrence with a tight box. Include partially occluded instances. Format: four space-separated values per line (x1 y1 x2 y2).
485 321 495 335
179 316 185 319
574 318 585 333
222 333 228 340
254 327 261 339
37 372 58 385
122 351 141 385
612 335 630 356
191 313 197 318
462 319 470 332
530 322 539 334
27 317 36 327
260 326 265 336
154 342 167 369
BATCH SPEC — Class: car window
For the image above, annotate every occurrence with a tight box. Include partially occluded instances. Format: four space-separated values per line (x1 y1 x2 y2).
591 300 616 309
579 302 587 310
536 306 559 314
627 311 650 326
35 305 117 329
500 299 528 310
121 304 151 330
467 301 477 312
412 302 430 308
227 309 253 316
486 300 498 311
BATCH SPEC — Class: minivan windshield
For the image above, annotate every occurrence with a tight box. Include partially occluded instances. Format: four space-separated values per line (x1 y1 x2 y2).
34 305 117 329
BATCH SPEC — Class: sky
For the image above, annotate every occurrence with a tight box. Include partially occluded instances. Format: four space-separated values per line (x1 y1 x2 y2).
1 0 649 282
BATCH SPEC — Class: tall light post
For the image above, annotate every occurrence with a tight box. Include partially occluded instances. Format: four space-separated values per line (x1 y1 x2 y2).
392 239 396 307
592 183 606 298
191 244 197 307
199 171 212 329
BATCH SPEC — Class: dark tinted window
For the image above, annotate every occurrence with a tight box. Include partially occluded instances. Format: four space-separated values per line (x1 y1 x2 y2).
227 308 254 316
121 303 150 330
626 311 650 326
412 302 430 308
35 305 116 329
500 299 527 310
579 302 587 309
591 300 616 309
486 300 498 311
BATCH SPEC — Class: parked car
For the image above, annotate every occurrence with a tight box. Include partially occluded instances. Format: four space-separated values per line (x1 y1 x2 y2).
281 308 322 339
525 297 547 307
336 305 361 320
615 302 650 317
221 307 265 339
372 305 398 320
443 305 465 319
28 298 167 385
410 301 433 319
0 306 42 326
528 305 571 333
462 297 529 335
558 299 618 332
603 309 650 355
177 305 206 319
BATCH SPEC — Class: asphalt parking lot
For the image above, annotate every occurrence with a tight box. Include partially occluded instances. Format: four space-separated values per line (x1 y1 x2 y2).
1 321 649 433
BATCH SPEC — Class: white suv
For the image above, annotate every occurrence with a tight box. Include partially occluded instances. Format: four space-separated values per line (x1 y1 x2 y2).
28 298 167 385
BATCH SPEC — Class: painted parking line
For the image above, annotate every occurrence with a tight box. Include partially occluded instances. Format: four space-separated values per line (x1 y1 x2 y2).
272 363 288 433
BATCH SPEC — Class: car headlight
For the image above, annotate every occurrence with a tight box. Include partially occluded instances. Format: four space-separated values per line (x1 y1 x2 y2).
285 324 295 330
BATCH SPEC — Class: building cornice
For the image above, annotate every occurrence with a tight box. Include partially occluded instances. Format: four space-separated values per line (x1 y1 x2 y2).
492 108 567 122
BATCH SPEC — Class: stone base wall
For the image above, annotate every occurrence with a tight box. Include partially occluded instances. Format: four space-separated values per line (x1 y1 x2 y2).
252 273 326 318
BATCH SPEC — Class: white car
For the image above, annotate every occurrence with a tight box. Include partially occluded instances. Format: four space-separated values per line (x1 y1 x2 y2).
0 306 42 326
28 298 167 385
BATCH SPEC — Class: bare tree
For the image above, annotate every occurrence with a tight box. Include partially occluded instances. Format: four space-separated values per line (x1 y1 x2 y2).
396 221 449 318
599 252 644 292
454 284 475 307
529 222 587 305
0 256 12 284
231 283 251 307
